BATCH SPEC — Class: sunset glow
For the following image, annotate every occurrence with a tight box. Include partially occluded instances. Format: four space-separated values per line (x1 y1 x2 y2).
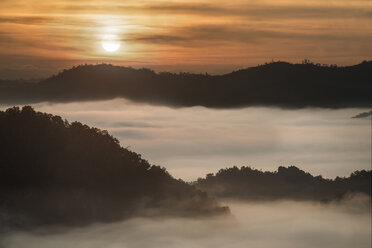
0 0 371 78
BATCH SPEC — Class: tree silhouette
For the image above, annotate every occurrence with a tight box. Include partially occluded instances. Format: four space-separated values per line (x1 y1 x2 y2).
195 166 371 201
0 60 371 108
0 106 227 228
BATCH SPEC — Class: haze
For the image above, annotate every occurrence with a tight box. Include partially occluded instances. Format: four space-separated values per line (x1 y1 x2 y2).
1 99 369 181
1 195 370 248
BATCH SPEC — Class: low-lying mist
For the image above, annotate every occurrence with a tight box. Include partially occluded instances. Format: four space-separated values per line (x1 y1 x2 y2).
1 99 370 181
1 195 370 248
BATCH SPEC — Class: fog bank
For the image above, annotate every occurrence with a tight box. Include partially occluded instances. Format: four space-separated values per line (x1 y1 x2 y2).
1 195 370 248
1 99 369 181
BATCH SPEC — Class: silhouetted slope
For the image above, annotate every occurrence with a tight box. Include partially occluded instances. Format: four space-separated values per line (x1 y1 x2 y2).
195 166 371 201
0 106 227 228
0 61 371 108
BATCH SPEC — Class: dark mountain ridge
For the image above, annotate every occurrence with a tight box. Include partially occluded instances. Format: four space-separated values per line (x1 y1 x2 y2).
195 166 371 202
0 106 227 229
0 60 371 108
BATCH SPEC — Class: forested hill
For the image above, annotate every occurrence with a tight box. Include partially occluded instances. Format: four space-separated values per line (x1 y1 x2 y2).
195 166 371 202
1 60 371 108
0 106 227 229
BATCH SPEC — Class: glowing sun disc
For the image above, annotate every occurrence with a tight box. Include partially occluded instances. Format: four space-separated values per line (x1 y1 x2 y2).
102 40 120 52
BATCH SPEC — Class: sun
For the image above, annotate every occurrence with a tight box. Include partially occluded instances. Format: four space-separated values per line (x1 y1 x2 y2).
101 34 120 52
102 41 120 52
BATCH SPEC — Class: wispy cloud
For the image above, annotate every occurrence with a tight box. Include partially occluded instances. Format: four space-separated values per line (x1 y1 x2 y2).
125 24 372 46
352 111 372 119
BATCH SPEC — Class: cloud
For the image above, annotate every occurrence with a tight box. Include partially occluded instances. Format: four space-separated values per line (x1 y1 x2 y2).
108 121 162 128
3 100 369 181
137 3 372 20
352 111 372 119
45 2 372 20
1 198 370 248
111 129 150 139
124 23 372 48
0 16 54 25
0 31 85 55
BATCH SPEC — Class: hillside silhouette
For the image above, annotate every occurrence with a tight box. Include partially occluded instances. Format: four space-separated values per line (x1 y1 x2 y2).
1 60 371 108
195 166 371 202
0 106 228 229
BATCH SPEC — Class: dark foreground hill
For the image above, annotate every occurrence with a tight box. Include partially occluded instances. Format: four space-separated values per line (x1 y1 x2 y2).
1 60 371 108
195 166 371 202
0 106 228 229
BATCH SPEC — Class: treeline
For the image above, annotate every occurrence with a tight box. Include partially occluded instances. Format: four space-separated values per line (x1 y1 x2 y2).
0 106 227 229
195 166 371 202
0 60 371 108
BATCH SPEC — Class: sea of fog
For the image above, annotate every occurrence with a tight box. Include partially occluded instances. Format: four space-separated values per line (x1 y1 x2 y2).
1 195 371 248
0 99 370 247
1 98 370 181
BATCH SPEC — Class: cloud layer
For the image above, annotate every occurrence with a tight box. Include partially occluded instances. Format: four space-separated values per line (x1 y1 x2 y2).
1 100 369 181
1 197 370 248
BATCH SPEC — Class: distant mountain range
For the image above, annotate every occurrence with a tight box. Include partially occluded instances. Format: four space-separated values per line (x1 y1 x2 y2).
1 61 371 108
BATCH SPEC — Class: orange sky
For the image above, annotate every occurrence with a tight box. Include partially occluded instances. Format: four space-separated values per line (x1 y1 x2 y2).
0 0 371 78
